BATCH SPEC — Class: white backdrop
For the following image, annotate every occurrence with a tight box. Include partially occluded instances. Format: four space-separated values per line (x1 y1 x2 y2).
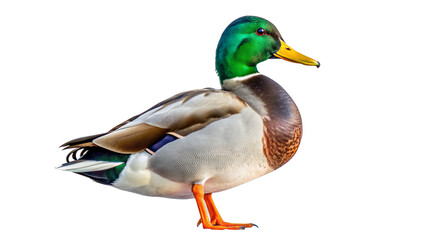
1 0 425 239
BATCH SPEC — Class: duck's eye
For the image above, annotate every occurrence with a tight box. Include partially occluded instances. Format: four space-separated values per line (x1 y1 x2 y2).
256 28 266 36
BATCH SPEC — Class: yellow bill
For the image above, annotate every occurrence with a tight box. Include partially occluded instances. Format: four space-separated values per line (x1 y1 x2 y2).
273 40 320 68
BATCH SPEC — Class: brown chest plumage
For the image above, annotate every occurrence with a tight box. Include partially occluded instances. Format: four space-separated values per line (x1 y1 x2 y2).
262 122 302 169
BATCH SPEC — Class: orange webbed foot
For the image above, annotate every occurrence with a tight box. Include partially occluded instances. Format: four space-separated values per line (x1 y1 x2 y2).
196 218 257 229
192 184 258 230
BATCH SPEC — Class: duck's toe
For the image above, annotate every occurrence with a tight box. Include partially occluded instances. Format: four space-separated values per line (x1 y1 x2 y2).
197 218 257 229
197 220 245 230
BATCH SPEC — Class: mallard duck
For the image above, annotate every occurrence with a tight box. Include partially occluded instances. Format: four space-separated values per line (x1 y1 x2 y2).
59 16 319 230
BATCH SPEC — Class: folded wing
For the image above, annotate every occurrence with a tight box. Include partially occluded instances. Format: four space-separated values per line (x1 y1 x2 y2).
61 88 247 154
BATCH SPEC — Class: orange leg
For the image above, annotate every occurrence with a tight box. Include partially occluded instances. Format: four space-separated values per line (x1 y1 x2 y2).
192 184 243 230
192 184 257 230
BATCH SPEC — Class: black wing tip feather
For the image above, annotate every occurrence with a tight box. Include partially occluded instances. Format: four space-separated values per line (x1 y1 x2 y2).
60 133 106 148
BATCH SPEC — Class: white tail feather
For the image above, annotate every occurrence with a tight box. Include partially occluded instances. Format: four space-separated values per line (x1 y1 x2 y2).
57 160 124 173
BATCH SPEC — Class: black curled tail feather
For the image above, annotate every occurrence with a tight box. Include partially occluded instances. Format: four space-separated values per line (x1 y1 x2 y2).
65 147 89 162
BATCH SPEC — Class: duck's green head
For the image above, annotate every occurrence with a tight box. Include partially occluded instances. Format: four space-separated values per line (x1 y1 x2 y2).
216 16 319 83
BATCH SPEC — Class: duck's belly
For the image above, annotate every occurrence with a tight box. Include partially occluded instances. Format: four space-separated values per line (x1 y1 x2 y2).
113 108 273 199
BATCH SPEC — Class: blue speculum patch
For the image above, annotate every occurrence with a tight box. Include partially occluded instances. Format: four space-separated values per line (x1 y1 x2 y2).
147 134 178 153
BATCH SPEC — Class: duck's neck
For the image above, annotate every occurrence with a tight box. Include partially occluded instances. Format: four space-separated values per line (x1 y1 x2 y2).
222 74 302 169
216 59 258 83
222 74 301 122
